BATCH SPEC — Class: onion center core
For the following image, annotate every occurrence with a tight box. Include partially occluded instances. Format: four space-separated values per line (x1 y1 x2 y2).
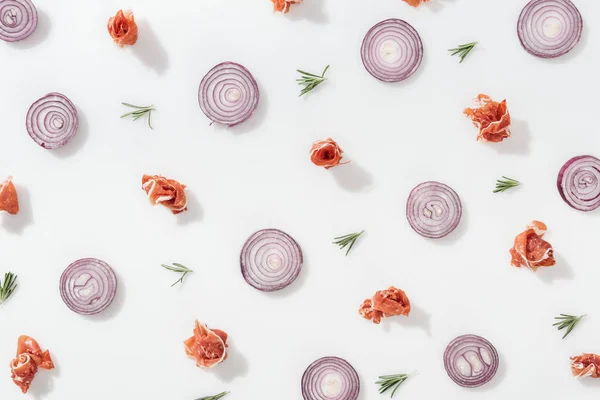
266 254 282 270
543 18 562 38
226 88 241 102
380 40 401 63
3 10 17 26
321 373 342 397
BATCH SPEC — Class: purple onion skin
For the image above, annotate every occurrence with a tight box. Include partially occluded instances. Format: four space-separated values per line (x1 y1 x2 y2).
517 0 583 59
443 334 499 388
301 356 360 400
557 155 600 212
240 228 303 292
26 92 79 149
0 0 38 42
198 61 260 128
406 181 462 239
59 258 117 315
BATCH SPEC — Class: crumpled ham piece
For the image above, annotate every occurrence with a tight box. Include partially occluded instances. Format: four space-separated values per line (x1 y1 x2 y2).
403 0 432 7
272 0 303 14
464 94 511 142
571 353 600 378
142 174 188 215
359 286 411 324
107 10 138 47
310 138 348 169
10 336 54 394
184 320 228 368
0 176 19 215
510 221 555 272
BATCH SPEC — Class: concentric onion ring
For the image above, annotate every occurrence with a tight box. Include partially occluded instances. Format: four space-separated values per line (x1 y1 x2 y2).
443 334 499 388
26 92 79 149
240 228 303 292
360 18 423 82
59 258 117 315
557 155 600 212
517 0 583 58
198 62 259 127
301 356 360 400
0 0 37 42
406 181 462 239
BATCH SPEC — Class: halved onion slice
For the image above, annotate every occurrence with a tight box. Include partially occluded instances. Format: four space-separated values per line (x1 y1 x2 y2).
240 228 302 292
301 356 360 400
517 0 583 58
59 258 117 315
198 61 259 127
443 334 499 388
557 155 600 211
360 18 423 82
406 181 462 239
0 0 37 42
26 92 79 149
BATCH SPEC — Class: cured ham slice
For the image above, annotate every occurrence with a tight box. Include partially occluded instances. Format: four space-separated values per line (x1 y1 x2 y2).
0 176 19 215
464 94 511 142
107 10 138 46
10 336 54 394
571 353 600 378
184 320 228 368
272 0 303 13
141 174 187 215
403 0 432 6
359 286 411 324
510 221 555 272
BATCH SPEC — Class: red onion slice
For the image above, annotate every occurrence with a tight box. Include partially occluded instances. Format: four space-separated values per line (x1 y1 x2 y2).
301 356 360 400
240 229 302 292
557 155 600 212
198 62 259 127
360 18 423 83
406 181 462 239
59 258 117 315
444 334 499 388
517 0 583 58
26 92 79 149
0 0 37 42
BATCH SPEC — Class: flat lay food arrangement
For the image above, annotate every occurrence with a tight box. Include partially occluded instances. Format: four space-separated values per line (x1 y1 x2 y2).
0 0 599 398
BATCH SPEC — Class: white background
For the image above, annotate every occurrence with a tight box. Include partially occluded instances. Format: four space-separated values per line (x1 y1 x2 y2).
1 0 599 399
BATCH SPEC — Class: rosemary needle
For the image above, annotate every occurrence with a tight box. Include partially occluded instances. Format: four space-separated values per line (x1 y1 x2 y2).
161 263 193 287
332 230 364 256
376 373 411 398
448 41 478 63
121 102 156 129
0 272 17 304
553 314 586 339
296 65 330 97
195 391 229 400
493 176 520 193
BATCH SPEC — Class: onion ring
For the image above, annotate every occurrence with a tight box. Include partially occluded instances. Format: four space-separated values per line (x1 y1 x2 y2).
240 228 303 292
443 334 499 388
517 0 583 58
360 18 423 82
301 356 360 400
26 92 79 149
198 61 259 127
59 258 117 315
0 0 37 42
557 155 600 212
406 181 462 239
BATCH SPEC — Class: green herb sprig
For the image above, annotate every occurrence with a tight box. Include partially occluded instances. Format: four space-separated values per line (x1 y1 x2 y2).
493 176 520 193
195 391 229 400
376 373 411 398
296 65 330 97
0 272 17 304
553 314 586 339
448 41 478 63
333 230 364 256
121 103 156 129
161 263 193 287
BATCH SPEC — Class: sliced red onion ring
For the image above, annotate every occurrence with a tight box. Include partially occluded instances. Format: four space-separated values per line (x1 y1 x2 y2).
444 334 499 388
360 18 423 83
301 356 360 400
240 228 302 292
517 0 583 58
0 0 37 42
406 181 462 239
59 258 117 315
198 61 259 127
26 92 79 149
557 155 600 212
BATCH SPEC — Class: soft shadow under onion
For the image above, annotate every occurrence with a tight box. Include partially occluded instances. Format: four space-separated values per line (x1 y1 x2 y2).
468 348 507 393
86 269 126 322
8 9 51 50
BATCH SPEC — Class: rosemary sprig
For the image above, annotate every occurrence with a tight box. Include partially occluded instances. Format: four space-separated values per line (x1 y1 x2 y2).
120 102 156 129
332 230 364 256
195 391 229 400
553 314 586 339
493 176 520 193
0 272 17 304
296 65 330 97
376 373 410 398
448 41 478 63
161 263 193 287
